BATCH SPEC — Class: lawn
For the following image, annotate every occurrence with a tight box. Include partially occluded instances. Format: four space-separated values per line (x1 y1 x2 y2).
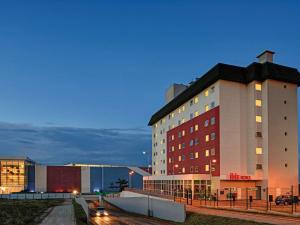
72 199 88 225
181 213 273 225
0 199 63 225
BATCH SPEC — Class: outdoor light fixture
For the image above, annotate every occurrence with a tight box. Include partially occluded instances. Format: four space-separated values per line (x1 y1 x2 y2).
73 190 78 195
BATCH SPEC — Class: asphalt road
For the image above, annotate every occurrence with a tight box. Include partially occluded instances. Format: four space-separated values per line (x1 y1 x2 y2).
89 201 173 225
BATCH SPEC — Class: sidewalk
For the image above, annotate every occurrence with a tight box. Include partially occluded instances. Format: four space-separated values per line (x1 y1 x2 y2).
186 204 300 225
39 200 75 225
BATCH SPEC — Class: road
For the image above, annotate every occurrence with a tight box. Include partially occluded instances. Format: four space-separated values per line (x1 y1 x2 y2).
89 201 173 225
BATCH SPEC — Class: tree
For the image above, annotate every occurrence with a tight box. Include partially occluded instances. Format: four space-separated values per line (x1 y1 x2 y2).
115 178 128 192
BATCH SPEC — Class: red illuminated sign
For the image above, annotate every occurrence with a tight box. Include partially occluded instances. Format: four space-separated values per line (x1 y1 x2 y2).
229 173 251 180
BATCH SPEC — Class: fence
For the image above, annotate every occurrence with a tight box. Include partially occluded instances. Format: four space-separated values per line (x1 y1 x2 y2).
0 193 73 200
139 185 300 215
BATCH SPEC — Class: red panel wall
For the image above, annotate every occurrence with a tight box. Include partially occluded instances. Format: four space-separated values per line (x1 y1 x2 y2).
47 166 81 193
167 106 220 176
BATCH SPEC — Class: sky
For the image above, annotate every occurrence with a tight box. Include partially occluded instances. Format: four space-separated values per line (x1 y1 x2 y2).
0 0 299 165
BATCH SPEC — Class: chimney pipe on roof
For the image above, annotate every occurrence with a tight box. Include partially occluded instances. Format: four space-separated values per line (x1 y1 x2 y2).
256 50 275 64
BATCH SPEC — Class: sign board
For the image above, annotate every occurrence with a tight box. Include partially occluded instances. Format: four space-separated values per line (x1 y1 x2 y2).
229 173 251 180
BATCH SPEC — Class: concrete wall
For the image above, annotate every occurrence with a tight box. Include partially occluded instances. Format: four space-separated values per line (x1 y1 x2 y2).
35 165 47 192
81 167 90 193
105 194 185 222
0 193 72 199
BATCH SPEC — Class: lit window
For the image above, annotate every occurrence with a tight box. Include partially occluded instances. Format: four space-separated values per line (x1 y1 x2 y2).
172 146 174 151
194 111 199 117
182 130 185 136
256 100 262 107
205 135 209 142
182 118 185 123
171 113 174 118
171 135 174 140
205 150 210 157
195 124 199 131
205 165 210 171
162 118 166 123
155 124 158 128
182 167 185 173
168 158 172 163
255 83 262 91
172 124 175 128
194 97 199 103
178 144 182 150
182 105 185 111
195 152 199 158
256 147 263 155
178 156 181 161
256 116 262 123
178 108 181 113
205 104 209 112
205 90 209 96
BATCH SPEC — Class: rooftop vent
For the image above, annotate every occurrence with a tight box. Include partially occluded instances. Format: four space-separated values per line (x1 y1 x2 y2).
256 50 275 64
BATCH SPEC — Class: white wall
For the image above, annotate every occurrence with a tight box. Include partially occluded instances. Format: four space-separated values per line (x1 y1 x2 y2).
105 194 186 222
81 167 90 193
35 165 47 192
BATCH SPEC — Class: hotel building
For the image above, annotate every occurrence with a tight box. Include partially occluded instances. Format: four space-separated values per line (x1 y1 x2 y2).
145 51 300 199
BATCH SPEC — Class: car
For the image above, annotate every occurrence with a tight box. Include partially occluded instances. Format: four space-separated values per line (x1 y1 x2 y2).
90 206 109 217
275 195 293 205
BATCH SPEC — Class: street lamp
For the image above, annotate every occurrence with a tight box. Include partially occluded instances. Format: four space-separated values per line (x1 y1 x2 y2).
142 151 151 216
129 171 134 188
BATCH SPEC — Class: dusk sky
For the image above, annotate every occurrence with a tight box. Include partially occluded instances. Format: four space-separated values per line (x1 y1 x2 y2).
0 0 299 165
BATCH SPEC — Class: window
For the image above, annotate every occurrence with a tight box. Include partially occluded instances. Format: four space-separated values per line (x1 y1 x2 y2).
285 147 288 152
205 150 210 157
256 164 262 170
256 132 262 137
211 132 216 140
182 130 185 136
205 164 210 172
256 100 262 107
172 146 174 151
190 153 194 159
190 139 194 146
284 132 287 136
210 86 215 93
182 118 185 123
182 143 186 149
178 108 181 113
211 148 215 156
190 113 193 119
195 152 199 158
205 90 209 97
178 144 182 150
190 166 193 173
182 167 185 173
171 135 174 140
172 124 175 129
190 100 193 106
195 166 199 173
182 155 185 161
178 132 182 138
205 135 209 142
194 97 199 103
195 124 199 131
284 100 287 104
256 116 262 123
178 156 181 161
204 119 209 127
194 111 199 117
190 127 194 133
210 101 215 108
256 147 263 155
255 83 262 91
284 116 287 120
205 104 209 112
195 138 199 145
285 163 288 168
182 105 185 112
211 117 215 125
178 120 181 125
171 113 174 118
284 84 287 89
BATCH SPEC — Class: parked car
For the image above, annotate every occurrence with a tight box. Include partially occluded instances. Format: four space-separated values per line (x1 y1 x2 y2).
90 206 108 217
275 195 295 205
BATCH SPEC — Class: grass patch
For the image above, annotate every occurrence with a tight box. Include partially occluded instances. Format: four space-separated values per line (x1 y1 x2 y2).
0 199 63 225
180 213 273 225
72 199 88 225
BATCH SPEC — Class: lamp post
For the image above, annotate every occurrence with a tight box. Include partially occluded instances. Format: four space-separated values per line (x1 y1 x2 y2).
142 151 151 216
129 171 134 188
172 162 178 197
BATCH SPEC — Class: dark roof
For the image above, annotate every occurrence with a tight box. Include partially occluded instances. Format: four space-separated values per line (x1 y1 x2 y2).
148 62 300 126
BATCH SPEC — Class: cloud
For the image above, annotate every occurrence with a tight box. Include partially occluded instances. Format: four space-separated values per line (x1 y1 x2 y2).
0 122 151 166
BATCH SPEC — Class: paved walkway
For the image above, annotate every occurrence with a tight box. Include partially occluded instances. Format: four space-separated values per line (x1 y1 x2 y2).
39 201 75 225
187 205 300 225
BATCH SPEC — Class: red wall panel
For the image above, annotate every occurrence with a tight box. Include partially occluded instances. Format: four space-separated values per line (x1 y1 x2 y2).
47 166 81 193
167 106 220 176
